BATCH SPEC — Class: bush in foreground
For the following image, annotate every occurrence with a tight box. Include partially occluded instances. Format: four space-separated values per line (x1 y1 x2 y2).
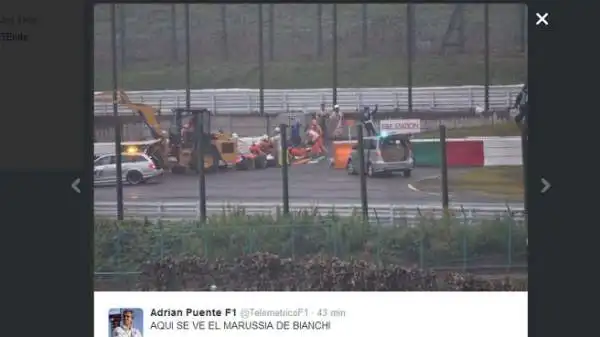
136 252 527 291
94 212 526 290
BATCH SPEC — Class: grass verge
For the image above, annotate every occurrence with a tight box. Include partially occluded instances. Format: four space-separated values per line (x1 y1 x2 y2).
95 55 526 90
415 167 524 200
455 167 524 198
94 4 527 90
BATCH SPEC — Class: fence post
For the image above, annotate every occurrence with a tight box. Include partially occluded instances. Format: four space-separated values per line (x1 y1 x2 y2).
220 4 229 60
159 220 165 260
170 4 178 63
356 125 368 221
290 225 296 258
331 218 339 257
440 125 449 209
521 124 528 225
332 4 338 106
114 222 122 271
268 4 275 61
196 200 201 222
468 87 473 107
246 227 256 254
361 4 368 56
275 205 281 221
506 204 514 271
203 225 209 257
111 4 124 221
372 207 379 225
118 4 127 71
406 3 414 115
460 205 468 272
416 207 425 268
375 223 382 266
258 4 266 131
316 4 323 58
483 4 490 115
197 106 207 224
519 4 527 53
419 234 425 269
280 124 290 215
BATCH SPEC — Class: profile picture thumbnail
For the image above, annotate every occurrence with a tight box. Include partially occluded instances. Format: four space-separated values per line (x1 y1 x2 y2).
109 308 143 337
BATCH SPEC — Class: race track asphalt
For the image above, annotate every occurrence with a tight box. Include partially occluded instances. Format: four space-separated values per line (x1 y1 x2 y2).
94 162 505 205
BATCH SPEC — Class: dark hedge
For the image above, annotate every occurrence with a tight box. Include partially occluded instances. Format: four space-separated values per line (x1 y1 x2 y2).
94 212 527 290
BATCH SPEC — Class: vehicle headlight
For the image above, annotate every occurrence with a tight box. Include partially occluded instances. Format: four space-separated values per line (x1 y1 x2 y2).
126 146 138 153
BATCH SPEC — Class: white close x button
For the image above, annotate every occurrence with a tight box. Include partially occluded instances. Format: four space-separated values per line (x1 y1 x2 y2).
536 12 549 26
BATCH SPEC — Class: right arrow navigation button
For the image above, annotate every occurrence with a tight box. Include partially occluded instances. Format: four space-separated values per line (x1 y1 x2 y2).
541 178 551 194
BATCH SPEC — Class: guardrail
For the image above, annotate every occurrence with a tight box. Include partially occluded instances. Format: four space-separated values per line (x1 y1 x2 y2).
408 136 523 167
94 84 523 116
94 201 525 224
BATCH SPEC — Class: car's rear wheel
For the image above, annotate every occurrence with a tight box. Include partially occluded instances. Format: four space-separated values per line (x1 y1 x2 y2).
403 170 412 177
255 155 268 169
236 157 251 170
205 153 220 173
126 170 144 185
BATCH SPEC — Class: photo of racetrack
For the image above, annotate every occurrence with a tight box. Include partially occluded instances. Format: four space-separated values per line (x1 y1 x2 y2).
94 3 527 291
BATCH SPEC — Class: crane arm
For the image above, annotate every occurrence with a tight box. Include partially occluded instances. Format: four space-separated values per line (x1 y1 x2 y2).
95 90 164 140
123 102 163 139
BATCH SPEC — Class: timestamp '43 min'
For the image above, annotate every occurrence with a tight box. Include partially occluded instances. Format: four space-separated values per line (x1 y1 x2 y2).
316 309 346 317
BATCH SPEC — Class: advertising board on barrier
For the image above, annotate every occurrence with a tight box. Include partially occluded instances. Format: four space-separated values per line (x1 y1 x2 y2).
380 119 421 134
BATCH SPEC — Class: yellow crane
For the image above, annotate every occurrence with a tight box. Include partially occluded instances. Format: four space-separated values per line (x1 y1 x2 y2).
95 90 164 140
94 90 246 173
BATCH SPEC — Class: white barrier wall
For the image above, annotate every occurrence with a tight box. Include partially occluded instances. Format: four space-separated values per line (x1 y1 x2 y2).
93 84 524 116
483 137 523 166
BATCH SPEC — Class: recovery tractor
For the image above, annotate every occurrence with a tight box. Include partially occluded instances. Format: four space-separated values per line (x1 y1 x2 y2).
94 91 231 173
167 107 237 173
94 90 265 173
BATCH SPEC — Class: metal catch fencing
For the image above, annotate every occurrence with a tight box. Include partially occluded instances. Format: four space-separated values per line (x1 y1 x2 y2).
94 4 527 91
94 202 527 290
94 201 525 224
93 85 523 116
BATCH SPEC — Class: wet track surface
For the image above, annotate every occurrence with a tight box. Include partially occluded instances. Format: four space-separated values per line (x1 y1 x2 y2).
94 163 503 204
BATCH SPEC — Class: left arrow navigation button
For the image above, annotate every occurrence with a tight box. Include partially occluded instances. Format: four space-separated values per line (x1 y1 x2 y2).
71 178 81 194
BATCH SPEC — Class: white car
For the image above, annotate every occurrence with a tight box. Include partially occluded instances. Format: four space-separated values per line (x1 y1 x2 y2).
94 152 164 185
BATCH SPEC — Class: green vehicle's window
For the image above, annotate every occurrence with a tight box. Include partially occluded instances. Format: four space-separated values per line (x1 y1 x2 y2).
380 136 411 146
379 138 397 146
